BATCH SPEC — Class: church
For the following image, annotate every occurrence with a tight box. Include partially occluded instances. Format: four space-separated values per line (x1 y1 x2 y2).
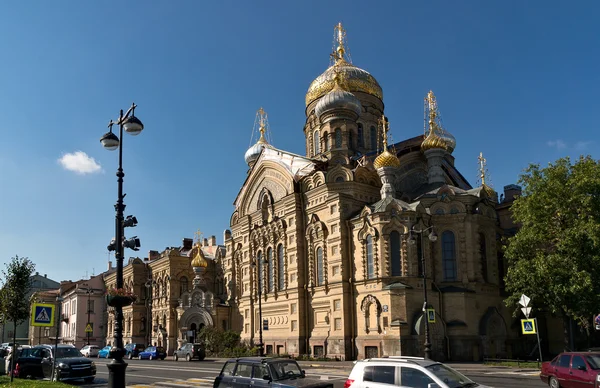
223 23 522 361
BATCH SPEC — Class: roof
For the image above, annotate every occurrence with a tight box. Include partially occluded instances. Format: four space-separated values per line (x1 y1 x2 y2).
358 356 440 367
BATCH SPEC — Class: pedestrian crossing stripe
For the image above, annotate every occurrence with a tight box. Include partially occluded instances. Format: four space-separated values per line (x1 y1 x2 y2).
31 303 55 327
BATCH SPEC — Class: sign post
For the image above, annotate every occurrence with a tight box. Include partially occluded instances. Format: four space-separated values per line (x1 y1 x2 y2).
519 294 542 363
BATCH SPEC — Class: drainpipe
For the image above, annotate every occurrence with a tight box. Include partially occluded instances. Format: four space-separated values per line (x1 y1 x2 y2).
432 282 450 360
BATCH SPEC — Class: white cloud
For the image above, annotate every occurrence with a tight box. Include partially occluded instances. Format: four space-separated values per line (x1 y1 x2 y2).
58 151 102 175
547 140 567 150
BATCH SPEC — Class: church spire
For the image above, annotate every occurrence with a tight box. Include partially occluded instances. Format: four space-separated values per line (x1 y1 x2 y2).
331 22 351 66
244 107 272 166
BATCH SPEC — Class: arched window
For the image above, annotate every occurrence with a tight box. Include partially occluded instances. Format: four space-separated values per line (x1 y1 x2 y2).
277 244 285 290
313 130 320 155
267 247 274 292
479 233 488 282
180 277 188 296
257 251 263 289
335 128 342 148
370 126 377 150
316 247 324 285
442 231 457 281
323 131 329 151
390 231 401 276
348 129 353 149
358 123 364 147
366 235 374 279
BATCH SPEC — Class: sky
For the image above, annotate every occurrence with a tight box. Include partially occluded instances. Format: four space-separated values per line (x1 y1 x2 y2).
0 1 598 283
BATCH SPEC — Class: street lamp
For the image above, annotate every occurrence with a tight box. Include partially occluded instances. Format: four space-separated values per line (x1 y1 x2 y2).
250 256 267 357
84 288 94 346
408 223 438 360
100 103 144 388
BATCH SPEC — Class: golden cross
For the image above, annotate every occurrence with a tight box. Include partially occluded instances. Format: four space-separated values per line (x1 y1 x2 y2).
194 229 203 245
478 152 487 186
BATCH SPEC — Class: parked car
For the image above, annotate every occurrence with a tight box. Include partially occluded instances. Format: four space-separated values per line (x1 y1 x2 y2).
173 343 205 361
80 345 100 358
124 343 146 359
213 357 333 388
97 346 112 359
139 346 166 360
540 351 600 388
12 344 96 382
346 356 492 388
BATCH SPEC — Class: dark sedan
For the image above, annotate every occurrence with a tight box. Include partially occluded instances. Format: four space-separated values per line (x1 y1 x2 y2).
13 344 96 382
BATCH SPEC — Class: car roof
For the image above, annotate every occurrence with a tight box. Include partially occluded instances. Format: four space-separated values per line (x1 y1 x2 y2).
226 357 294 363
357 357 440 367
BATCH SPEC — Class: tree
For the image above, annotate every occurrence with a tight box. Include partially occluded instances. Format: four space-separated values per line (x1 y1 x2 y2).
504 156 600 350
0 256 35 381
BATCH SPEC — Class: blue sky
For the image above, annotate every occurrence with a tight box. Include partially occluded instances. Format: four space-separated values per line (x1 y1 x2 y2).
0 1 598 283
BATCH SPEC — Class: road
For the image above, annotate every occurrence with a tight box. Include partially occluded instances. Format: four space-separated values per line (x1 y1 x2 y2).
70 358 547 388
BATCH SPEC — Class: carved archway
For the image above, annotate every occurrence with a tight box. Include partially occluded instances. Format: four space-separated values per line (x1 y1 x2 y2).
360 295 382 334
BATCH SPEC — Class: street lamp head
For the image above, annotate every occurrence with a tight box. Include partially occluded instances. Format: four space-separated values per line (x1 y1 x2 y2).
123 115 144 136
124 236 141 251
107 237 117 252
123 215 138 228
100 131 120 151
428 230 438 242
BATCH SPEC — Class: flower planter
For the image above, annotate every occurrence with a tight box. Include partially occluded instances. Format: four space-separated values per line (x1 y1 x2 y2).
106 295 135 307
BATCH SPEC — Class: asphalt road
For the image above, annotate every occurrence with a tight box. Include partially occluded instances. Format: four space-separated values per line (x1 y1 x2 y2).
72 358 547 388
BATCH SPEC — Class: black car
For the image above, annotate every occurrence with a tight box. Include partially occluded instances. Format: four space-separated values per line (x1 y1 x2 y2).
124 343 146 359
13 344 96 382
174 343 206 361
213 357 333 388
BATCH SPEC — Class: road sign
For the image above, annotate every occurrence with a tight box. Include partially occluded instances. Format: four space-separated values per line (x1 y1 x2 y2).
263 319 269 331
521 319 537 335
31 303 55 327
85 323 93 333
427 309 436 323
521 307 532 318
519 294 531 308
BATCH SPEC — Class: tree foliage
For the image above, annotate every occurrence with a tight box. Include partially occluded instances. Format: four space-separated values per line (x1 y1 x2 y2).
0 255 36 324
504 156 600 333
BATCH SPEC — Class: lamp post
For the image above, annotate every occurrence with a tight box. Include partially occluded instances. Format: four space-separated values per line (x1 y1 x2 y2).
251 256 267 357
100 103 144 388
408 223 437 360
52 290 63 382
84 288 94 346
144 278 154 347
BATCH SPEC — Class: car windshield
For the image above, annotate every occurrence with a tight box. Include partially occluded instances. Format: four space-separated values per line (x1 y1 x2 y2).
586 354 600 370
426 363 476 388
271 361 303 380
57 348 84 358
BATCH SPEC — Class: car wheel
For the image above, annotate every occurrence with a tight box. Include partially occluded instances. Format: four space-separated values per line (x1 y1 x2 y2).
550 377 560 388
174 354 178 361
186 354 191 362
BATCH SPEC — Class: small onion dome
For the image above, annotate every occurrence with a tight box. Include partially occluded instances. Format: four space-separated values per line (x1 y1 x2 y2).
191 245 208 268
421 127 456 154
315 83 362 124
244 141 270 165
373 149 400 169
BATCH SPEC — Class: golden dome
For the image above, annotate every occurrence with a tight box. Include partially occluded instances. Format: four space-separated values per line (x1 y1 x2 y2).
421 131 452 152
374 150 400 169
191 245 208 268
306 61 382 107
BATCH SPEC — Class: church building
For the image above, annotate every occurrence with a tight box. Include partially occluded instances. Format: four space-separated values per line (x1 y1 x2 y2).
224 23 521 361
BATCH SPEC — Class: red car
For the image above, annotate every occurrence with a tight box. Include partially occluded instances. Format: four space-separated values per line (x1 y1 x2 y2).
540 351 600 388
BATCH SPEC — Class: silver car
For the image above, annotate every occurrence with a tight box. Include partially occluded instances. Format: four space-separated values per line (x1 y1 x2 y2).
80 345 100 357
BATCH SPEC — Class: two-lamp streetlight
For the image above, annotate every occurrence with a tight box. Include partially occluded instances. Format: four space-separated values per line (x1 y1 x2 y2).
408 223 437 360
100 103 144 387
250 256 267 357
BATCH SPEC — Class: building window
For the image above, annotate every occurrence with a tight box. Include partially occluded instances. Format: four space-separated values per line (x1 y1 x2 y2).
290 254 295 264
267 247 274 293
244 283 249 292
289 217 295 226
334 318 342 330
442 231 457 281
289 235 295 244
479 233 488 282
316 247 324 285
331 224 338 234
390 231 401 276
87 299 95 314
332 265 340 276
330 204 337 214
277 244 285 290
323 131 329 151
291 303 297 314
245 323 249 333
331 245 338 255
370 126 377 150
334 299 341 311
291 320 297 331
335 128 342 148
313 130 320 155
290 273 296 283
358 123 364 147
245 309 249 319
180 277 188 295
366 235 374 279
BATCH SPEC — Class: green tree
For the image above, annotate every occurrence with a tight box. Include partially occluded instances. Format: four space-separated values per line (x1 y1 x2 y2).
0 256 35 381
504 156 600 350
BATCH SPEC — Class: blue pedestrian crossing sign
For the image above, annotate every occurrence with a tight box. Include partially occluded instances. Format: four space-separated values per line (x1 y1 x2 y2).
31 303 55 327
521 319 536 335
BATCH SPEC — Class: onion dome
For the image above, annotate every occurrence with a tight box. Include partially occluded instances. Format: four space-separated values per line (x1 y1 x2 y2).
373 115 400 169
191 244 208 268
314 73 362 123
421 90 455 154
306 23 382 108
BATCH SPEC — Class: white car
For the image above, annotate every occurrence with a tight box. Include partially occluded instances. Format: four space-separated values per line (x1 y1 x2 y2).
80 345 100 357
345 356 492 388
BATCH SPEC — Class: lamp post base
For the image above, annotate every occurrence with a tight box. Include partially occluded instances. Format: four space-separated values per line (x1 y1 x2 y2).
107 359 128 388
257 343 264 357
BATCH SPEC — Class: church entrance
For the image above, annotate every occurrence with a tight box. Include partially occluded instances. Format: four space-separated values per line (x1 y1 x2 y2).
187 322 206 343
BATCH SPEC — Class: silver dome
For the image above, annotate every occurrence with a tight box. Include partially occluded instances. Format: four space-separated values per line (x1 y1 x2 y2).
315 86 362 123
244 142 269 165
